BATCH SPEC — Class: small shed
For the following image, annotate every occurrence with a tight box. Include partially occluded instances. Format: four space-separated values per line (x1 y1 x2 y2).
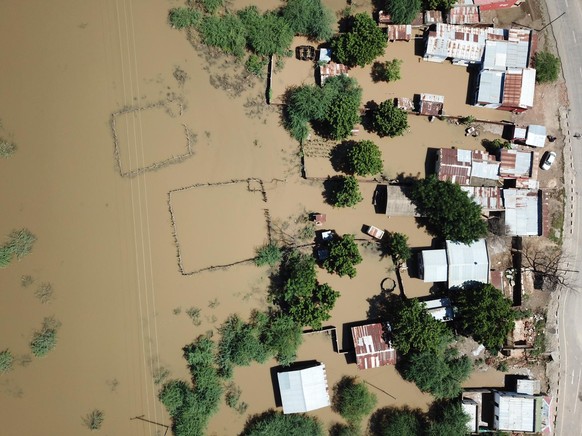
387 24 412 41
526 125 547 148
277 363 331 414
385 185 419 216
351 323 397 369
462 399 479 434
512 125 527 142
378 10 392 26
419 93 445 116
517 379 541 395
396 97 415 111
419 249 448 282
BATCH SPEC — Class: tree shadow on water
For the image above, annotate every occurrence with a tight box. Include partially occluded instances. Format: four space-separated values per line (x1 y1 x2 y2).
330 140 355 173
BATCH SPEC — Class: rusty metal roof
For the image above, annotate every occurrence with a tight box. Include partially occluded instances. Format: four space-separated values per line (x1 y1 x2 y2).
461 186 503 210
499 149 533 178
425 10 443 24
502 70 523 107
419 93 445 116
387 24 412 41
448 5 480 25
319 62 349 85
437 148 499 185
351 323 397 369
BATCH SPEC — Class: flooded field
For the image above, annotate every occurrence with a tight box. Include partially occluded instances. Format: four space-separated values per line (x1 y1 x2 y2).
0 1 506 435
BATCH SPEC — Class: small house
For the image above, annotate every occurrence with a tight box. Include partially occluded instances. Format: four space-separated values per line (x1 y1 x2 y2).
419 93 444 116
277 363 331 414
319 61 348 85
436 148 500 186
526 125 547 148
502 188 542 236
424 10 443 25
386 24 412 41
351 323 397 369
474 68 536 112
419 249 448 282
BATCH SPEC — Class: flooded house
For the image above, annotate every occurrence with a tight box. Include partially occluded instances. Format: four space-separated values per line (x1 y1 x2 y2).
386 24 412 42
351 323 397 370
435 148 500 186
277 363 331 414
447 4 480 25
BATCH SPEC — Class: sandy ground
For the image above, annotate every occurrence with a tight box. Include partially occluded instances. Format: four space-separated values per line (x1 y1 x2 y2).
0 1 520 435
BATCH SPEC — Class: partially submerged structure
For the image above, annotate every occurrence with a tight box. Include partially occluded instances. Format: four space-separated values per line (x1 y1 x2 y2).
436 148 500 186
351 323 397 369
319 62 348 85
503 188 541 236
386 24 412 42
474 68 536 112
421 297 454 321
277 363 331 414
384 185 419 217
419 93 445 116
447 5 480 25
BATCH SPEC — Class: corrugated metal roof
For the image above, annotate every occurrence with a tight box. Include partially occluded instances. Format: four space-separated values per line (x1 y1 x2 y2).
502 70 523 107
421 249 448 282
503 188 540 236
471 159 501 180
319 62 349 84
436 148 472 185
278 364 330 414
448 5 480 25
423 297 453 321
420 93 445 115
387 24 412 41
351 323 397 369
517 379 541 395
463 400 479 433
446 239 489 287
385 185 419 216
499 149 533 177
461 186 503 210
424 23 493 62
494 392 537 432
477 70 503 105
520 68 536 107
526 125 546 147
513 126 527 140
425 10 443 24
483 39 530 70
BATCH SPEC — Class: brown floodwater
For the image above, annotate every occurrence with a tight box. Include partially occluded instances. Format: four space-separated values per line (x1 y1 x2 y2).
0 1 506 435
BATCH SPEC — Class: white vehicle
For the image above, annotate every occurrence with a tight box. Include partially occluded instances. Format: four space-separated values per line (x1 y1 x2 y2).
540 151 556 170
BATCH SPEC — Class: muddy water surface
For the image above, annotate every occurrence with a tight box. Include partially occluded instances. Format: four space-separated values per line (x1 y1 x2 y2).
0 1 508 435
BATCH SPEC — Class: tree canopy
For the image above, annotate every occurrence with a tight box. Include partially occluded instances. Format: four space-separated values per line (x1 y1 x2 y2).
323 234 363 278
199 14 248 57
281 0 335 41
383 232 411 266
240 410 324 436
332 376 377 425
325 175 363 208
255 243 283 267
451 283 515 352
372 59 403 82
331 13 387 67
384 0 423 24
370 100 409 138
392 299 453 356
410 176 488 244
402 348 472 399
535 51 561 83
169 7 202 29
426 401 471 436
238 7 294 57
346 140 383 176
368 406 424 436
424 0 458 11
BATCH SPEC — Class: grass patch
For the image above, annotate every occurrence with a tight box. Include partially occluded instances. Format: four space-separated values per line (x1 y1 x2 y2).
34 282 53 304
153 366 171 385
30 316 61 357
0 349 14 373
186 307 202 326
0 139 16 158
82 409 104 431
208 298 220 309
531 317 546 357
20 275 34 287
0 229 36 268
225 382 248 414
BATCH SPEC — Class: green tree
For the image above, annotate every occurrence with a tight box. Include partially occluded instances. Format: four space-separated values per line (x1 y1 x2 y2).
327 175 363 208
451 283 515 352
30 316 60 357
383 232 411 266
325 92 362 140
427 401 471 436
169 7 202 29
261 313 302 366
384 0 422 24
371 100 409 137
372 59 402 82
392 299 453 355
346 140 383 176
238 7 294 57
0 349 14 373
332 376 377 425
369 406 425 436
199 14 247 57
535 51 561 83
331 13 387 67
282 0 335 41
240 410 324 436
403 348 472 399
323 234 362 278
288 283 339 329
425 0 458 10
159 380 192 417
245 54 269 77
410 176 488 243
255 243 283 267
197 0 223 14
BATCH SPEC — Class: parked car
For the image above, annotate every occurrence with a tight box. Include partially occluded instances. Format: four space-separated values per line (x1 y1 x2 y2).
540 151 556 170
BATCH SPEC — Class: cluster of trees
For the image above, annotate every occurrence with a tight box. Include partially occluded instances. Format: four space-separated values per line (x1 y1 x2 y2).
345 140 383 176
284 75 363 142
279 250 340 329
240 410 324 436
410 176 488 244
323 234 362 278
369 99 409 138
331 13 387 67
324 175 363 208
535 51 561 83
332 376 377 431
0 228 36 268
371 59 403 83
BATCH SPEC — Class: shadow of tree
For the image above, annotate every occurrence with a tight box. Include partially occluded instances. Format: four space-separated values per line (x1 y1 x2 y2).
330 140 356 173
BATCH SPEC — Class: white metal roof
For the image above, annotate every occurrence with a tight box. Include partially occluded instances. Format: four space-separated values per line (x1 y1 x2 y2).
421 249 448 282
278 364 330 414
446 239 489 287
513 126 527 140
503 189 540 236
519 68 536 107
462 400 479 433
526 125 546 147
319 48 331 63
483 39 530 70
494 392 536 432
517 379 541 395
477 70 503 104
471 160 501 180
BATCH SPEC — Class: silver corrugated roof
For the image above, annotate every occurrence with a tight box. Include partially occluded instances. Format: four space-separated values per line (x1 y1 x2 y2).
503 189 540 236
278 364 330 414
477 70 503 104
494 392 537 432
526 124 546 147
421 249 448 282
483 40 530 70
446 239 489 287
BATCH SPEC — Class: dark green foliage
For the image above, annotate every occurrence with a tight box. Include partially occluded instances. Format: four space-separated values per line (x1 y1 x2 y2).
331 13 387 67
332 376 377 425
0 228 37 268
169 7 202 29
383 232 411 266
385 0 423 24
281 250 340 329
410 176 488 243
371 100 408 137
255 243 283 267
482 138 511 154
30 317 60 357
282 0 335 41
392 299 453 355
459 115 475 125
426 401 471 436
0 349 14 373
240 410 324 436
283 75 362 142
403 348 472 399
260 313 303 366
535 51 561 83
238 7 294 57
327 175 363 208
451 283 516 352
329 423 361 436
323 234 362 278
346 139 383 176
425 0 458 10
245 54 269 78
200 14 248 57
217 314 269 378
371 59 402 82
369 406 425 436
197 0 223 14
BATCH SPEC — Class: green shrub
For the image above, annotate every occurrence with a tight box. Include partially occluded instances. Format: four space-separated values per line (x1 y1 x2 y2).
159 380 191 416
383 232 412 266
346 140 383 176
372 59 402 82
0 140 16 158
535 51 561 83
197 0 223 14
30 328 58 357
254 243 283 267
332 376 377 425
0 349 14 373
384 0 422 24
323 234 362 278
0 248 12 268
282 0 335 41
371 100 408 137
238 7 294 57
240 410 324 436
168 7 202 29
199 14 247 57
245 54 269 77
328 175 363 208
82 409 104 431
